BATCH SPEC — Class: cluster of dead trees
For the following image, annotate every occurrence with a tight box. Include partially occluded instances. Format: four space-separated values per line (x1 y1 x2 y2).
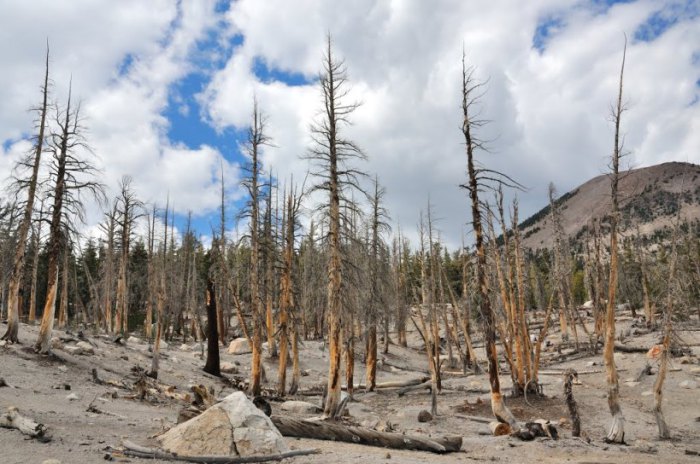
1 37 697 443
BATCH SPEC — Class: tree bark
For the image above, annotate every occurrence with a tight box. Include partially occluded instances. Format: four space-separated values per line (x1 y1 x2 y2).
203 279 221 377
270 416 462 453
2 47 49 343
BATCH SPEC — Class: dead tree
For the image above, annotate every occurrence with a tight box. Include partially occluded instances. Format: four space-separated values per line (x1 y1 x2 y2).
602 36 627 444
2 46 50 343
148 202 169 379
459 52 518 430
306 36 367 419
35 83 103 353
203 279 221 377
263 174 278 359
113 176 143 335
365 177 389 391
241 98 271 396
27 203 44 323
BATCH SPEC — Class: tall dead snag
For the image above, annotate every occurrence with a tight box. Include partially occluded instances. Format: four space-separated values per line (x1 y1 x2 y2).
203 279 221 377
602 37 627 444
27 204 44 323
652 217 681 439
2 46 50 343
264 175 278 359
366 177 389 391
99 205 118 333
35 83 103 354
242 98 271 396
459 53 518 429
278 183 303 395
549 184 573 346
306 36 366 418
148 202 169 379
114 176 143 335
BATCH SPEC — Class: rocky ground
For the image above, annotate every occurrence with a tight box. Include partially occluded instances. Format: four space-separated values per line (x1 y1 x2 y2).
0 314 699 464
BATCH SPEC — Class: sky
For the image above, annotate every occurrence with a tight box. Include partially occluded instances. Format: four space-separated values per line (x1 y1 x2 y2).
0 0 698 249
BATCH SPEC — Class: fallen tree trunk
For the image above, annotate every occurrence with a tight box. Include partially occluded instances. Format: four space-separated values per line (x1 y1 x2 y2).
397 380 432 397
270 416 462 453
120 440 318 463
613 344 649 353
0 407 50 442
343 376 430 391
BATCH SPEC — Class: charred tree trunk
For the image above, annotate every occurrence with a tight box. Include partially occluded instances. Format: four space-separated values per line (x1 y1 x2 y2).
203 279 221 377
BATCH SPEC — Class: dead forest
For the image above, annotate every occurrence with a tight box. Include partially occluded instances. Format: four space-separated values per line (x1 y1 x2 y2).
1 38 699 464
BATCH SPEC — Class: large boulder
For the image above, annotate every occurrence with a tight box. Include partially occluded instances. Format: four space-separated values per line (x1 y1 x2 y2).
158 392 288 457
228 338 252 355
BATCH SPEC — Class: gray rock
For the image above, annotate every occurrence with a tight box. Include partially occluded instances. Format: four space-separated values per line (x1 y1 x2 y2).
228 338 252 355
66 393 80 401
158 391 288 457
127 336 142 344
221 362 238 374
679 380 698 389
42 460 62 464
76 341 94 355
50 337 63 349
279 400 322 414
63 346 83 356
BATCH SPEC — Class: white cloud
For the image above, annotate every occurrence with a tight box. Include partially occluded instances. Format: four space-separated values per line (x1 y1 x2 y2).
201 0 700 248
1 0 698 249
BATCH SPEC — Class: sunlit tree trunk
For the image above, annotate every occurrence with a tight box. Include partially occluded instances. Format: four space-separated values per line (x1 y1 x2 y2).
603 38 627 444
2 47 49 343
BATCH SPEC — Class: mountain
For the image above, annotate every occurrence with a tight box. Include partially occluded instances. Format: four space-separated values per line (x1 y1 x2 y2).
519 161 700 250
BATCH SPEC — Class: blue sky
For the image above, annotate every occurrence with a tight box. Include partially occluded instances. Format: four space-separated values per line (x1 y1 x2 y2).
0 0 698 248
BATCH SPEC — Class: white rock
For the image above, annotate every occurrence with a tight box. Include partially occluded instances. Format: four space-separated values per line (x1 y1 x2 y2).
127 336 143 344
679 380 698 389
0 340 6 347
76 341 94 355
66 393 80 401
228 338 252 355
63 346 83 356
42 460 62 464
57 365 68 373
221 362 237 373
158 391 288 457
625 381 640 388
180 344 192 351
159 340 169 350
279 400 322 414
641 390 654 397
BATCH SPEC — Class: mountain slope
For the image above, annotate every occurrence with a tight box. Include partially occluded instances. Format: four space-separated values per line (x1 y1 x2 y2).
520 161 700 250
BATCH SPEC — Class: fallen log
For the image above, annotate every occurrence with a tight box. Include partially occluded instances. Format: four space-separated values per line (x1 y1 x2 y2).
489 421 511 436
614 344 648 353
120 440 318 463
397 380 432 397
0 407 50 442
343 376 430 391
270 415 462 453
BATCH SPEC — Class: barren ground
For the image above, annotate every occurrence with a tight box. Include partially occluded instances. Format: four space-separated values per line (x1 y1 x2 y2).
1 314 699 464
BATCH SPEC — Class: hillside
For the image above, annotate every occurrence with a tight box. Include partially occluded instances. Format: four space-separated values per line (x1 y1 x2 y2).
520 161 700 250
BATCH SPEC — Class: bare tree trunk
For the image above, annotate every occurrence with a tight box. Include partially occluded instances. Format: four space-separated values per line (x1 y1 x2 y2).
57 239 69 329
203 279 221 377
461 53 517 429
2 47 49 343
603 37 627 445
36 84 76 354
